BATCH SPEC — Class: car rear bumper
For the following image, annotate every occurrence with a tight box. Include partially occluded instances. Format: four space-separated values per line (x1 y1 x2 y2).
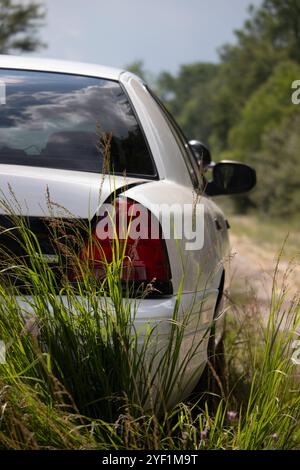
14 288 219 405
15 289 218 333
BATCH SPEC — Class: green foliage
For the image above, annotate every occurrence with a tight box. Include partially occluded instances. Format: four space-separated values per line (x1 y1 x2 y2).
211 0 300 150
156 63 218 142
250 0 300 63
229 61 300 152
252 114 300 215
226 60 300 213
0 0 45 53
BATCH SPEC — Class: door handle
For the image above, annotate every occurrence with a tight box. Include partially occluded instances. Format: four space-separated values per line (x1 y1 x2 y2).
214 218 222 231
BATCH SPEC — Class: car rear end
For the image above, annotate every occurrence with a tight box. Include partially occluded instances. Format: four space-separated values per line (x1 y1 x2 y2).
0 57 218 407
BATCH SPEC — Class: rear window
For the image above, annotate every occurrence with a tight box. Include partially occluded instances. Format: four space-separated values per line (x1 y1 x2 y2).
0 69 156 177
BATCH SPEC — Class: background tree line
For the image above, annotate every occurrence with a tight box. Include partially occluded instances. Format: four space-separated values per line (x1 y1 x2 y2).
129 0 300 218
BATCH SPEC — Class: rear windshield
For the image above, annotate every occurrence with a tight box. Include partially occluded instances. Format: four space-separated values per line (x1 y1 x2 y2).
0 69 156 177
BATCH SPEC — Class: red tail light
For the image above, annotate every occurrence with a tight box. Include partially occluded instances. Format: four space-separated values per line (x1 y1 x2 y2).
72 198 171 286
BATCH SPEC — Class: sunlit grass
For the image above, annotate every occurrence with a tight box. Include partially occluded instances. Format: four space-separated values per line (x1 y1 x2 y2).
0 203 299 449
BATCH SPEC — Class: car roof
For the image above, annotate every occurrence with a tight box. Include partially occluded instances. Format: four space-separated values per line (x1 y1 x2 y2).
0 54 125 81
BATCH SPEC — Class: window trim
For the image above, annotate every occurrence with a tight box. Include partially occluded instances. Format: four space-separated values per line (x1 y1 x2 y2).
145 86 201 188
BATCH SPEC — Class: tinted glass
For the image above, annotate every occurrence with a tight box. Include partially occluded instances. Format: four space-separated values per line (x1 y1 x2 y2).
0 69 155 177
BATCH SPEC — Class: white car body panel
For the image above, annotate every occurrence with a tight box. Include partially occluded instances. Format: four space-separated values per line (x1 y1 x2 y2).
0 55 231 405
0 164 146 218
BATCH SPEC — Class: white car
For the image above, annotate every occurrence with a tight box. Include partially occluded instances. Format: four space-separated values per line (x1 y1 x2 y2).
0 55 256 406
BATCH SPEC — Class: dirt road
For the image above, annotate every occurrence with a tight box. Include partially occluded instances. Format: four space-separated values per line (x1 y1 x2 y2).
229 230 300 306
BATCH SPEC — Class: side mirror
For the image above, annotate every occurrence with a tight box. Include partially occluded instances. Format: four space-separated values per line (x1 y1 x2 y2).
206 160 256 196
189 140 211 168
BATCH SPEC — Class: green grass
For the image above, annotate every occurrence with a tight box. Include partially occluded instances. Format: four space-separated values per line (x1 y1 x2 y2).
0 205 300 449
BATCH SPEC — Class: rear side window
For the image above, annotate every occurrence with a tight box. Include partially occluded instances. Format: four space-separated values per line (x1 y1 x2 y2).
0 69 156 177
146 86 200 188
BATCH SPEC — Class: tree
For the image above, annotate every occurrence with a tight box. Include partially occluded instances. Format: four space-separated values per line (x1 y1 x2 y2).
0 0 45 53
210 0 300 151
156 63 218 142
243 0 300 63
125 60 153 84
253 114 300 216
228 61 300 153
226 60 300 214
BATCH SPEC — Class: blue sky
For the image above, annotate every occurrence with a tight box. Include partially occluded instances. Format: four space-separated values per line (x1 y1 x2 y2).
32 0 262 74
